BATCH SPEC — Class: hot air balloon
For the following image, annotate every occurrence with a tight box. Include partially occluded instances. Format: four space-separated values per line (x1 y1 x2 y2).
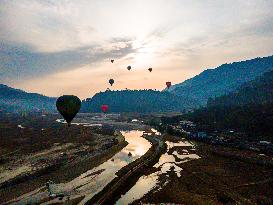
109 79 114 86
166 82 172 89
127 66 131 71
148 68 152 72
111 60 114 63
56 95 81 126
101 105 108 113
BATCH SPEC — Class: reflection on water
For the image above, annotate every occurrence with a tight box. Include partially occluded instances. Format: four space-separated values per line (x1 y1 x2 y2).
166 140 194 147
55 119 100 126
117 139 200 204
64 131 150 204
11 130 151 205
122 131 151 157
74 130 151 204
116 173 159 205
56 119 65 123
151 128 161 135
83 123 102 127
172 150 200 162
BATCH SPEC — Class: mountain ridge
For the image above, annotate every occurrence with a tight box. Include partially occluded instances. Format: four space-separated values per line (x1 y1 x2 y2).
207 69 273 107
81 89 197 113
0 84 56 113
1 55 272 113
169 55 273 105
186 70 273 140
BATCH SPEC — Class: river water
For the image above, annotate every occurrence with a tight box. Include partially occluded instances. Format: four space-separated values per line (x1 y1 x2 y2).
116 140 200 204
7 116 200 205
75 130 151 204
8 129 152 204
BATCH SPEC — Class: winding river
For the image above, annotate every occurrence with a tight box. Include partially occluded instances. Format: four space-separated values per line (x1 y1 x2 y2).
7 115 200 205
116 140 200 204
8 127 152 204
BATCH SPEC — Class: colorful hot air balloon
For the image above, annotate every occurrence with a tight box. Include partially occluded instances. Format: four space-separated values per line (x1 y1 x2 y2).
111 59 114 63
148 68 152 72
109 79 114 86
166 82 172 89
127 66 131 71
56 95 81 126
101 105 109 113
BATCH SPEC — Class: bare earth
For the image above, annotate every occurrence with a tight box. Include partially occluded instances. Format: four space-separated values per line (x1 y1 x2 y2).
132 135 273 205
0 113 272 205
0 113 127 203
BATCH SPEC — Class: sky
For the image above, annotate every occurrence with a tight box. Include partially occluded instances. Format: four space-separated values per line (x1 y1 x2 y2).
0 0 272 99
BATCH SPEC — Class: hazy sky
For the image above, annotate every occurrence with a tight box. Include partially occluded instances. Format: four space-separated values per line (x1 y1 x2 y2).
0 0 272 99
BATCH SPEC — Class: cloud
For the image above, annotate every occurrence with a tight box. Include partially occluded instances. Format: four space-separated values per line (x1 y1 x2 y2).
1 0 273 97
0 0 101 52
166 14 273 58
0 38 137 83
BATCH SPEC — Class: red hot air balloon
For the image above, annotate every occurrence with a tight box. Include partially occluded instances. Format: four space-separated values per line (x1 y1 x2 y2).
166 82 172 89
101 105 108 113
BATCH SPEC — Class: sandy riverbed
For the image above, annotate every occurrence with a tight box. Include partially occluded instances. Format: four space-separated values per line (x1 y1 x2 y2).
0 113 129 203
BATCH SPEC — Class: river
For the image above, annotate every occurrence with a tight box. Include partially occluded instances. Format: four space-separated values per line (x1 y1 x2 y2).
116 140 200 204
7 115 200 205
7 128 152 204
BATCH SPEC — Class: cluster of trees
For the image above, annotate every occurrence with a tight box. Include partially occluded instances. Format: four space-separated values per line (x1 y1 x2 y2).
170 55 273 105
81 89 197 113
187 70 273 140
187 104 272 140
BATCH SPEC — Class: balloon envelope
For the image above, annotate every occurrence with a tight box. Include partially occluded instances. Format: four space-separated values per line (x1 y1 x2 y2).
109 79 114 86
56 95 81 126
111 60 114 63
148 68 152 72
127 66 131 70
101 105 109 113
166 82 172 89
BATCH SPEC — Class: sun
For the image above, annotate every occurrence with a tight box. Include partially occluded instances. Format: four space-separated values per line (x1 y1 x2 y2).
131 38 157 68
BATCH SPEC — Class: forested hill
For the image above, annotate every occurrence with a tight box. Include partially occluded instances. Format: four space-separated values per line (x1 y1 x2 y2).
187 70 273 140
0 84 56 113
207 70 273 107
170 55 273 105
81 89 197 113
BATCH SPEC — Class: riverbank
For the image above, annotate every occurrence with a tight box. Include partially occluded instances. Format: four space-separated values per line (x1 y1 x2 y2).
0 114 128 203
2 113 271 204
133 135 273 205
86 130 167 205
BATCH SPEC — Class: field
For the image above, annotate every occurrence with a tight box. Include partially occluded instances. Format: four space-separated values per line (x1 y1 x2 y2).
0 113 127 203
0 113 272 205
133 135 273 205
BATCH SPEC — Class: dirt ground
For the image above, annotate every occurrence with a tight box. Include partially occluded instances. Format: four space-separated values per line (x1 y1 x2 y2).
133 135 273 205
1 113 272 205
0 113 127 203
